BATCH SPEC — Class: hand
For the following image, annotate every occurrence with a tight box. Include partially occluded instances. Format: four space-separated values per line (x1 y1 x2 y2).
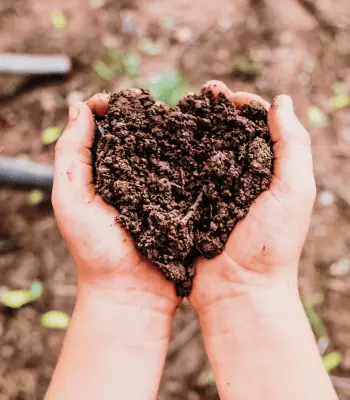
189 80 316 316
185 83 336 400
52 93 180 317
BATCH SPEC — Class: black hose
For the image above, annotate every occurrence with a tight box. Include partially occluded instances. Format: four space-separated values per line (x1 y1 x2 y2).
0 156 53 191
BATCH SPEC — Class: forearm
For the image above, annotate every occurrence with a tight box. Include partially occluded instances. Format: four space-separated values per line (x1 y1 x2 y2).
46 287 172 400
199 282 338 400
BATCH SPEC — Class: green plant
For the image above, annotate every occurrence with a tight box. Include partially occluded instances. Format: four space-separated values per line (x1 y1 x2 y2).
93 48 141 80
307 106 328 128
41 311 71 329
51 11 67 29
1 280 43 309
147 70 192 106
303 293 328 340
232 58 261 81
41 126 62 145
322 351 343 373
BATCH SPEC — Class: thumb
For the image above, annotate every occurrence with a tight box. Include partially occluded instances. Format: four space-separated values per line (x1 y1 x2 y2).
268 95 316 202
53 102 96 206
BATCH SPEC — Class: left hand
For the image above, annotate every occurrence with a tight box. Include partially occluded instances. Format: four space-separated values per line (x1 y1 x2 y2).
52 93 181 318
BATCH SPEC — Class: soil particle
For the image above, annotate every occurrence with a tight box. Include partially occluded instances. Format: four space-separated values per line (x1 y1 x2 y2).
94 89 273 295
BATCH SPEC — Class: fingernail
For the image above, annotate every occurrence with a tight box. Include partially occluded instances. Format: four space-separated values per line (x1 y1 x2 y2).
69 103 81 122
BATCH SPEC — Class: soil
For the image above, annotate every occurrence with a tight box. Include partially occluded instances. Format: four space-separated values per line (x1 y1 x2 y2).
94 90 272 295
1 0 350 399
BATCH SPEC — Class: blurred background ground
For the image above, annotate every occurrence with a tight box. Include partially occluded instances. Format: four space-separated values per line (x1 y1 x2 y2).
1 0 350 398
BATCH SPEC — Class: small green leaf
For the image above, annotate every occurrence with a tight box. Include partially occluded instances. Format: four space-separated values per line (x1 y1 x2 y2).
123 54 140 77
303 294 328 339
332 93 350 110
307 106 328 128
322 351 343 372
139 39 163 56
148 70 191 106
303 293 324 308
51 11 67 29
28 190 44 206
93 59 115 80
31 280 43 300
41 126 62 145
232 58 261 81
2 290 33 309
41 311 71 329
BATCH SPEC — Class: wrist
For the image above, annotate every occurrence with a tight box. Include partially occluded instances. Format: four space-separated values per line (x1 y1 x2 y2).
197 277 302 339
74 284 174 344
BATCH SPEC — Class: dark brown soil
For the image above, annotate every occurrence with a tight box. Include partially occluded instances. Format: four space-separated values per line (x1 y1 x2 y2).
94 89 273 295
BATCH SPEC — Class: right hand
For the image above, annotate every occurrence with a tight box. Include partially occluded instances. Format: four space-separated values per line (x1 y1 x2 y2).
189 81 316 319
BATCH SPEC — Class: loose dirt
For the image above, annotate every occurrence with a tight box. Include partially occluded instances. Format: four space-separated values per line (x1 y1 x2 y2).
94 89 273 295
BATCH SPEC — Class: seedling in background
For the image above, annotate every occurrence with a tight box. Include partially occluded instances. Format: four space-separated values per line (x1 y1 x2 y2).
28 190 44 206
41 311 71 329
332 93 350 110
307 106 328 128
1 280 43 309
232 58 261 81
41 126 62 145
93 48 140 81
322 351 343 373
303 293 328 340
51 11 67 30
147 70 192 106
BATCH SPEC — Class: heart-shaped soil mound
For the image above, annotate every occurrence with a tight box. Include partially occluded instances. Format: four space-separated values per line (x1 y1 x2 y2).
94 89 273 296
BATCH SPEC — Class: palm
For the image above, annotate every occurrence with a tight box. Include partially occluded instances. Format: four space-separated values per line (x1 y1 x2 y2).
189 81 315 308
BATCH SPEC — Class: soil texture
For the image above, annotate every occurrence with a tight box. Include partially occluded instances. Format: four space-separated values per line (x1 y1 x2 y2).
94 89 273 295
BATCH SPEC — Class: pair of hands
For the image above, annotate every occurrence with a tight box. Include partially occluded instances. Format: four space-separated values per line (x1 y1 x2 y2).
52 80 315 336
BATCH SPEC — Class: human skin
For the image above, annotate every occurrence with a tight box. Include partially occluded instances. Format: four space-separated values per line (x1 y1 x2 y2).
188 81 338 400
46 93 180 400
47 83 338 400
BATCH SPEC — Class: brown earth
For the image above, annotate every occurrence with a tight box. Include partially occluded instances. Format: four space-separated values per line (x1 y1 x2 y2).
1 0 350 399
95 89 272 295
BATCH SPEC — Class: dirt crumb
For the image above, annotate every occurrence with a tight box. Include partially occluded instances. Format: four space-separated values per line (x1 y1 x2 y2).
94 89 273 295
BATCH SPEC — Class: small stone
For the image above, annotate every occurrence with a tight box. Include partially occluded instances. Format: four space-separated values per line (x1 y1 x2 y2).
319 190 335 206
329 258 350 277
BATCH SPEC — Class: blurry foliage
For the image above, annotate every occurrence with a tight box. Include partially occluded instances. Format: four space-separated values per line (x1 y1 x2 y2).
41 311 71 329
322 351 343 373
28 190 44 206
1 281 43 309
232 58 261 81
307 106 328 128
51 11 67 30
41 126 62 145
303 293 328 340
93 47 140 80
139 39 163 56
147 70 192 106
332 93 350 110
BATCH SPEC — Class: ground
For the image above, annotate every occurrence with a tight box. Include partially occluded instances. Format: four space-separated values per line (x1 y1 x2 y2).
1 0 350 399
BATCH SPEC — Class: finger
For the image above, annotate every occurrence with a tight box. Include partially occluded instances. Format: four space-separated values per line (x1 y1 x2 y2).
53 102 96 204
268 95 315 199
201 80 234 100
230 91 270 111
86 93 110 117
201 81 270 110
